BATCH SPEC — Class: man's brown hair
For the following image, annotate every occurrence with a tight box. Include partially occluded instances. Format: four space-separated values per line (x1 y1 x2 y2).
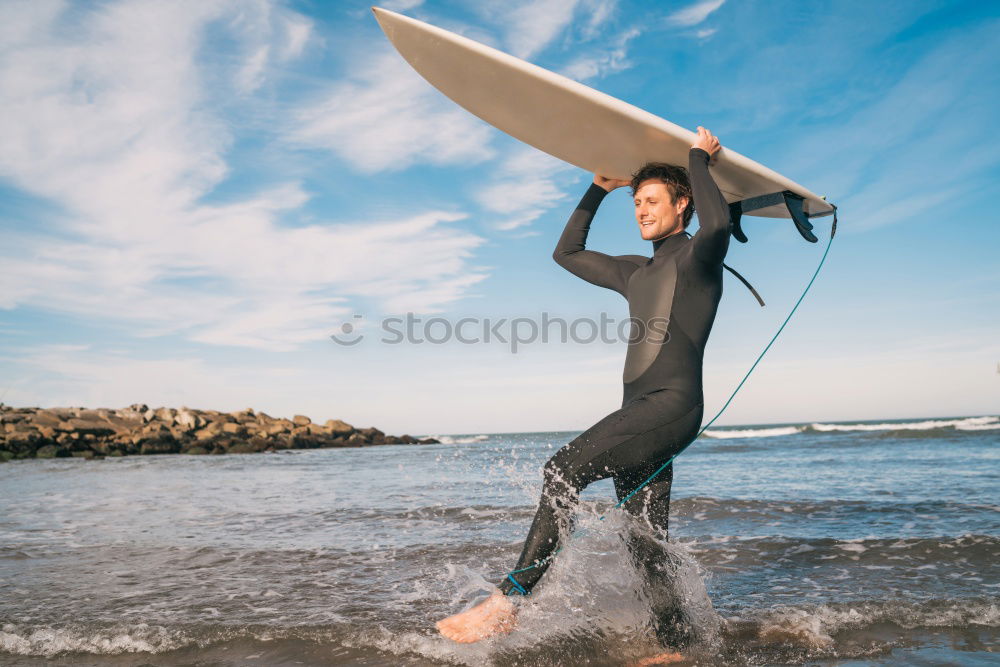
629 163 695 229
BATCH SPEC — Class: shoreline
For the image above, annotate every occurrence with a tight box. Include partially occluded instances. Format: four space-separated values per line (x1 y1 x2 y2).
0 403 438 461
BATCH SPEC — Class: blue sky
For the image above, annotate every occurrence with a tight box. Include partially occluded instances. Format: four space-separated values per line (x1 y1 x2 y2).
0 0 997 434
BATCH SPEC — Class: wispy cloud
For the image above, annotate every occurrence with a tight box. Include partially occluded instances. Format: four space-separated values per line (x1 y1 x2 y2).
379 0 425 11
472 146 577 231
0 1 489 350
503 0 584 59
666 0 725 27
578 0 619 40
289 49 497 172
561 26 640 80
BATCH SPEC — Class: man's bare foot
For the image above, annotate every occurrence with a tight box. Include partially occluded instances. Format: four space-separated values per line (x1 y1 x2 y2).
435 588 518 643
632 650 685 665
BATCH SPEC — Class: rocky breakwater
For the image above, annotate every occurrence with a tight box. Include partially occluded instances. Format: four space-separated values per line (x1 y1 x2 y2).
0 403 438 461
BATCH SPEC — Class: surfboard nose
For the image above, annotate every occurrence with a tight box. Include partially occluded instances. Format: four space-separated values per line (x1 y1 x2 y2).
371 6 396 34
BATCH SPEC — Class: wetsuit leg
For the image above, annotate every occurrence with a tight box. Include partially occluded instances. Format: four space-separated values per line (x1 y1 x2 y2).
498 392 703 596
613 395 703 648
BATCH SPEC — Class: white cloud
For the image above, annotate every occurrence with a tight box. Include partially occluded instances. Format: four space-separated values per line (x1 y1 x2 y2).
578 0 619 40
280 14 313 60
666 0 725 27
289 49 497 172
561 26 640 80
0 1 489 350
379 0 425 11
473 146 577 231
695 27 717 39
504 0 584 59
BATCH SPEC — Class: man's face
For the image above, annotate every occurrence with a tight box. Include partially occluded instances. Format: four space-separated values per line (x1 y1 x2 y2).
633 179 688 242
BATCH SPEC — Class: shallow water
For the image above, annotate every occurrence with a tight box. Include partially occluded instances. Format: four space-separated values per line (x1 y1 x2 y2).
1 414 997 665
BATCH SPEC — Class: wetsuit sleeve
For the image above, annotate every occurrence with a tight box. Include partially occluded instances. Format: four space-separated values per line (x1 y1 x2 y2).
689 147 732 265
552 182 638 297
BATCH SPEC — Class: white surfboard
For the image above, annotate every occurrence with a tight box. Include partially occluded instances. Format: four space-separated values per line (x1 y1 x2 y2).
372 6 836 242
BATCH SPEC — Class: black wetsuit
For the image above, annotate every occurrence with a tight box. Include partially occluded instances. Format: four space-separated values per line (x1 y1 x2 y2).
498 147 730 647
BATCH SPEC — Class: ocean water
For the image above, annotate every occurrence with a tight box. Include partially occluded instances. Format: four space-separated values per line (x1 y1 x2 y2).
0 414 997 666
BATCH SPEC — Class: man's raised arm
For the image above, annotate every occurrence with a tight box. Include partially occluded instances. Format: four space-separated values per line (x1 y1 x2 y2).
552 177 636 297
689 127 732 265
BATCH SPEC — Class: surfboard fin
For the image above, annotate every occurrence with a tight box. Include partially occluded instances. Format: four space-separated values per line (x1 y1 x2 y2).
728 191 824 243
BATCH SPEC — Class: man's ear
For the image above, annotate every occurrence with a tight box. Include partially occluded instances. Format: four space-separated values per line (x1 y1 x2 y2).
676 196 690 215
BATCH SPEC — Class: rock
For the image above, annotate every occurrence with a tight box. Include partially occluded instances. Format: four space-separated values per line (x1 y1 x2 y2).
183 446 210 455
2 404 431 458
36 444 64 458
61 418 115 436
31 412 62 429
141 423 171 438
175 409 203 431
222 422 247 435
101 414 143 435
0 450 13 462
140 440 179 455
262 421 290 436
324 419 355 435
228 437 269 454
91 440 122 456
168 425 189 441
230 408 255 422
358 427 385 445
121 404 149 420
194 423 223 441
154 407 176 424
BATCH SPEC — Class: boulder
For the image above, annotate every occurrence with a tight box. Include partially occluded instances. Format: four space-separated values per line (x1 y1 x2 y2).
140 440 179 455
194 422 223 441
262 421 290 436
358 427 385 445
35 444 66 458
174 409 203 431
31 411 63 429
324 419 355 435
61 418 115 436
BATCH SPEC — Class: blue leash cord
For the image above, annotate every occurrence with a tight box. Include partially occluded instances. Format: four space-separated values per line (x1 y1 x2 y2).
505 210 838 595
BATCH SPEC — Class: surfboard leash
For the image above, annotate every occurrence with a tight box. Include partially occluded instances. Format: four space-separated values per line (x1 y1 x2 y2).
503 207 838 595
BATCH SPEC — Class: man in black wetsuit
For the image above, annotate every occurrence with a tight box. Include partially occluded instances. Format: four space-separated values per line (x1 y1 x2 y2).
437 128 728 660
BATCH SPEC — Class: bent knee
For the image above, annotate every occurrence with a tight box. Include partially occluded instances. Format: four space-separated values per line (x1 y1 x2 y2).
543 454 587 490
544 453 605 492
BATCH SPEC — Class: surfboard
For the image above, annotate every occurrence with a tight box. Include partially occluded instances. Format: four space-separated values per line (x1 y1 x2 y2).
371 6 837 242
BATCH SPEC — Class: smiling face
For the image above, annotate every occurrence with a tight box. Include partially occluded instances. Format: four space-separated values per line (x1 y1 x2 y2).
633 179 690 242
